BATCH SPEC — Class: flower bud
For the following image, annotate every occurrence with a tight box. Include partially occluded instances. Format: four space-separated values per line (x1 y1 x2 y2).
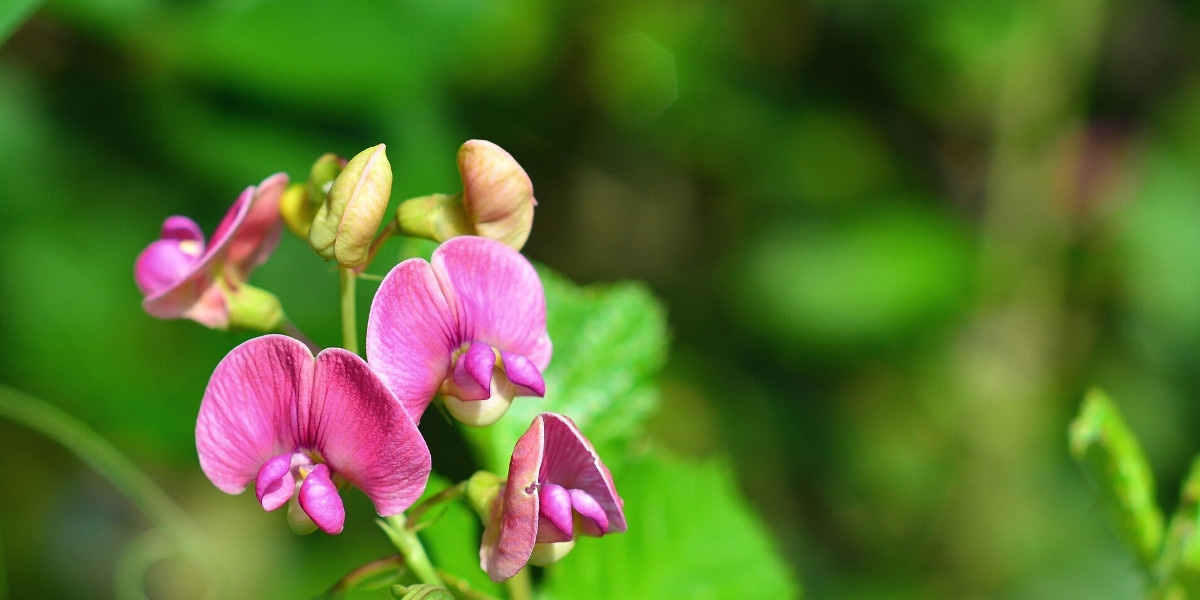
394 140 535 250
309 144 392 268
281 154 345 238
466 470 504 522
223 280 284 332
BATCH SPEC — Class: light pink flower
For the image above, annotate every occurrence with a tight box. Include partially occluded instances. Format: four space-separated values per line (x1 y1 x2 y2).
481 412 626 581
366 236 551 425
135 173 287 329
196 335 431 534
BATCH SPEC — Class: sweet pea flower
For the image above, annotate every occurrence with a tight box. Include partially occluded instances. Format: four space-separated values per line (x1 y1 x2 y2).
135 173 288 330
479 412 626 581
196 335 431 534
366 235 551 426
395 140 536 251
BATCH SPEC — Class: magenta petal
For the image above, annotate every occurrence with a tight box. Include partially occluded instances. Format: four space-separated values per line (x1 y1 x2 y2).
538 414 627 535
431 237 552 371
499 351 545 397
256 452 298 511
225 173 287 277
537 482 574 543
135 239 202 296
366 258 458 422
569 488 610 535
482 413 544 581
196 335 311 494
160 216 204 243
298 464 345 534
448 341 496 401
308 348 432 516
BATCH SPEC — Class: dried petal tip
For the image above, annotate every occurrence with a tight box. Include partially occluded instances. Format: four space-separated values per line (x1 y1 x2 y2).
309 144 392 268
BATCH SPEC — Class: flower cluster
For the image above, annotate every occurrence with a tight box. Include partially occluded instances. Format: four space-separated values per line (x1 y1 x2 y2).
137 141 625 586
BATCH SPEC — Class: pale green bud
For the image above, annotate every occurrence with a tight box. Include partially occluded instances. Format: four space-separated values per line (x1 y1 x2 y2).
281 154 345 238
309 144 392 268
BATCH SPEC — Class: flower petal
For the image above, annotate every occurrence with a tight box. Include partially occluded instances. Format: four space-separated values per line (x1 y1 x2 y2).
196 335 311 494
134 239 202 296
536 482 574 543
431 236 552 370
568 488 610 535
499 351 545 397
447 341 497 401
538 413 626 535
160 216 205 244
298 463 344 534
481 412 544 581
366 258 458 422
255 452 298 511
219 173 287 278
308 348 432 516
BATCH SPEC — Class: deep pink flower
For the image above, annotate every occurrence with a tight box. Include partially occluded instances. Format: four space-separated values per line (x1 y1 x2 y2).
480 412 626 581
135 173 287 329
196 334 431 534
366 236 551 425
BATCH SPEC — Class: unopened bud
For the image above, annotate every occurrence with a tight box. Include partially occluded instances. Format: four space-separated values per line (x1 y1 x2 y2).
281 154 345 238
394 140 535 250
309 144 392 268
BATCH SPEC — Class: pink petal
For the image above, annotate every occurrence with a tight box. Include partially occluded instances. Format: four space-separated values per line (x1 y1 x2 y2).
431 236 552 370
224 173 287 277
447 341 496 401
160 216 204 243
499 351 545 397
481 412 544 581
536 482 574 543
298 463 345 534
134 239 202 296
255 452 298 511
538 414 626 535
196 335 311 494
568 488 610 535
366 258 458 422
139 174 286 324
307 348 432 516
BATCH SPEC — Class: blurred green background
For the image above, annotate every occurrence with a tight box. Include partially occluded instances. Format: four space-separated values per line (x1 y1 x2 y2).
4 0 1200 598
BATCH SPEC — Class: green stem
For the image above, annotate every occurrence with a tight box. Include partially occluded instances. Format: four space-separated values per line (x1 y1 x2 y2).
279 319 322 355
339 267 359 355
0 385 215 591
504 568 532 600
315 554 405 599
379 514 443 587
359 220 399 274
439 570 502 600
406 481 467 530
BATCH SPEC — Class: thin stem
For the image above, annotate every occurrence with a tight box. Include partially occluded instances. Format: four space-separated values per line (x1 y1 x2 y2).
406 481 468 530
504 568 532 600
339 267 359 355
359 220 399 274
0 385 217 594
379 514 444 587
439 570 503 600
315 554 405 599
279 319 322 355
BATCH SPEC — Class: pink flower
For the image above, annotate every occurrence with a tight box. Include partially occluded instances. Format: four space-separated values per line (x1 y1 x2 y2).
480 412 626 581
196 335 431 534
366 236 552 425
135 173 287 329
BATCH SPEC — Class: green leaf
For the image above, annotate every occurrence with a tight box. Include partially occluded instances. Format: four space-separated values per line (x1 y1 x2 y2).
1069 388 1164 569
465 268 669 472
410 475 503 599
538 450 800 600
392 584 454 600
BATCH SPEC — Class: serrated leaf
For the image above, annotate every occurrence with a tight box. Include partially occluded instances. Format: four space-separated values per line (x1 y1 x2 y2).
538 450 800 600
466 267 669 472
